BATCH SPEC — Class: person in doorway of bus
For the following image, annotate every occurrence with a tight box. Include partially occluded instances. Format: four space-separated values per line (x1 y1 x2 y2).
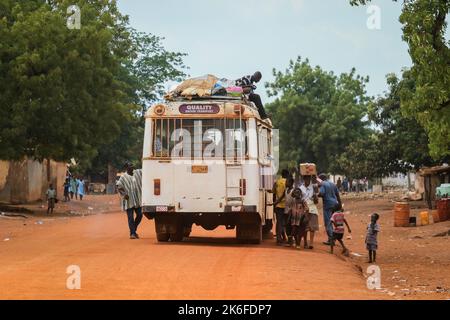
330 205 351 256
300 175 319 249
46 184 57 215
284 177 295 246
273 169 290 245
318 173 342 246
289 188 310 249
116 162 143 240
77 178 85 201
365 213 380 263
235 71 268 120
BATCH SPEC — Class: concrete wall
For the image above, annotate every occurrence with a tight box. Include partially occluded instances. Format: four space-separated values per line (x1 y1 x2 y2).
0 159 66 204
382 172 416 189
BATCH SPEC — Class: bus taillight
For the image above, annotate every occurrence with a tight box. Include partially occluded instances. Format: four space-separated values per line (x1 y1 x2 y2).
240 179 246 196
154 179 161 195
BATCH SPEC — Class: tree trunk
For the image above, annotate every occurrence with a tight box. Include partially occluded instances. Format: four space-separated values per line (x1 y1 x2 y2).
107 164 118 194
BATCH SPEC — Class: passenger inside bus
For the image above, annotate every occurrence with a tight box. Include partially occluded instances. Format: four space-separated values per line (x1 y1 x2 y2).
235 71 268 120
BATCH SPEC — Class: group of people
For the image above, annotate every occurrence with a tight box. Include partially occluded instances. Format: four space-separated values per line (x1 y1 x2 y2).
114 161 381 262
45 175 86 215
273 170 380 262
336 177 369 193
63 175 86 202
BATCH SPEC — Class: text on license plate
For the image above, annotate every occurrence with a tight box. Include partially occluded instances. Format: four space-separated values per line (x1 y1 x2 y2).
191 165 208 173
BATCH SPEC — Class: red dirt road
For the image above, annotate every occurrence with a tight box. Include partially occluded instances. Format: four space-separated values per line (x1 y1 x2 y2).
0 196 382 300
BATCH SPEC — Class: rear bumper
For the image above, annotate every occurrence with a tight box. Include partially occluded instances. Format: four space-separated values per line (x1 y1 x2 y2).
142 205 261 229
142 205 257 215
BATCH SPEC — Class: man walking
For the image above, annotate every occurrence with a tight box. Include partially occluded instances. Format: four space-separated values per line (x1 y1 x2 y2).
116 162 143 239
318 173 342 245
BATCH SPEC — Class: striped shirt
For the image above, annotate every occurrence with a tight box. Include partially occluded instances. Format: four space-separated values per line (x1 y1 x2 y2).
116 169 142 210
235 75 256 91
331 211 345 234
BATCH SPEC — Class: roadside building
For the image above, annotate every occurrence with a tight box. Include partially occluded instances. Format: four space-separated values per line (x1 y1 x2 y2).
419 165 450 209
0 158 66 204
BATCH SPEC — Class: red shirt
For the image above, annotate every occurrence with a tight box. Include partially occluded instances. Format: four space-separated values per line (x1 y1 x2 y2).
331 211 345 234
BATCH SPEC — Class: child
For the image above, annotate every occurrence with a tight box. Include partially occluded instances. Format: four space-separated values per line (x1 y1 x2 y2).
330 205 352 256
284 177 295 246
365 213 380 263
63 178 70 202
290 188 310 249
46 184 57 215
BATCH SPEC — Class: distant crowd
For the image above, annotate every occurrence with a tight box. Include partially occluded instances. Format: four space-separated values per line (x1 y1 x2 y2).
336 177 369 193
45 174 86 215
62 174 86 202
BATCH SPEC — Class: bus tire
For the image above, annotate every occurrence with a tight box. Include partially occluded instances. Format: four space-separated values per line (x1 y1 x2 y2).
236 223 262 244
154 216 171 242
183 225 192 238
156 232 170 242
170 228 184 242
169 219 184 242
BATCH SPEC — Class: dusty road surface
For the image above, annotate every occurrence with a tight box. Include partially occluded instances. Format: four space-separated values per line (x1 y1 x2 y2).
0 196 383 300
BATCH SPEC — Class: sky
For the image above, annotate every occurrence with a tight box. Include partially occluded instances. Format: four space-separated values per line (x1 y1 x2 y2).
117 0 413 102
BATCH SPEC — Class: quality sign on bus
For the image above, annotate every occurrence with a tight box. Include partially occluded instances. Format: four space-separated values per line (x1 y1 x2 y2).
179 104 220 114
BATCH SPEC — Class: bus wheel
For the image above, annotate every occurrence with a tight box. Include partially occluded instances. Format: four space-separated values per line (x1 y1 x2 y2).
183 225 192 238
168 219 184 242
236 223 262 244
154 217 170 242
170 228 184 242
156 232 170 242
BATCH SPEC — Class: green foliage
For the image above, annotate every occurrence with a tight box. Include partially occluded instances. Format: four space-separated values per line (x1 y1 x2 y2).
266 57 371 173
349 0 450 158
0 0 131 161
368 72 444 172
0 0 187 176
335 135 384 179
337 72 446 178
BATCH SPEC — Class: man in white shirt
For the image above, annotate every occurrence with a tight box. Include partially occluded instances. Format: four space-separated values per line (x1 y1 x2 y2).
300 175 320 249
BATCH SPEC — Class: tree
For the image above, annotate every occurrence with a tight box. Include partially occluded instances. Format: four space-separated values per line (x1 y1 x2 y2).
368 73 445 171
86 29 187 178
0 0 132 162
0 0 187 175
350 0 450 158
265 57 371 173
335 135 385 179
336 72 448 179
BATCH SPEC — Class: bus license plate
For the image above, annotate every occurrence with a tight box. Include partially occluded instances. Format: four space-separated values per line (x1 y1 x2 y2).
191 165 208 173
156 206 168 212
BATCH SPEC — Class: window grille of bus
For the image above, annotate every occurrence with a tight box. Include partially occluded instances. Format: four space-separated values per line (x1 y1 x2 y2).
152 118 247 159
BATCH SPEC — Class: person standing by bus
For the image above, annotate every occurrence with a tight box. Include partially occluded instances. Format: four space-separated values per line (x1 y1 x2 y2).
117 162 143 240
300 175 320 249
318 173 342 246
273 169 290 245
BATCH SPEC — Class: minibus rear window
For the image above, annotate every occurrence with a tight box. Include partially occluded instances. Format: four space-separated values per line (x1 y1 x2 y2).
152 118 247 159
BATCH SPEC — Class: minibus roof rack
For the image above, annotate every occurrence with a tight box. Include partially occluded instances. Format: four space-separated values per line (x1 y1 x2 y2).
168 95 243 102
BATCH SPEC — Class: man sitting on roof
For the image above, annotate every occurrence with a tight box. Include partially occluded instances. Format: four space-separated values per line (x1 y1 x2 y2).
235 71 268 120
